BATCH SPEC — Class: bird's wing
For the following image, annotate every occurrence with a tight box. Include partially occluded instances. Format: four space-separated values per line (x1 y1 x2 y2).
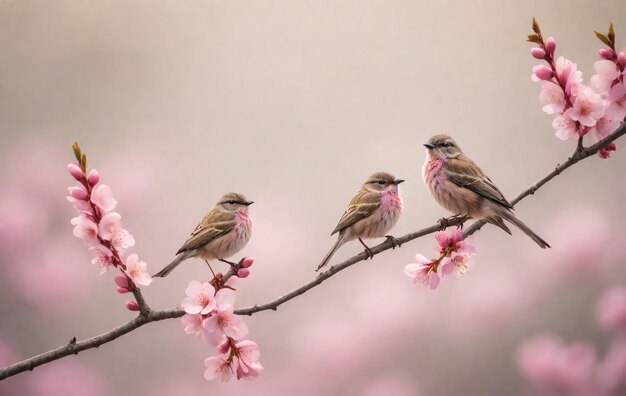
176 209 236 254
444 156 513 209
331 190 381 235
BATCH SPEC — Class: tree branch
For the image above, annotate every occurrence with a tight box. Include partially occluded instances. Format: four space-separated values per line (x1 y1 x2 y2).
1 123 624 381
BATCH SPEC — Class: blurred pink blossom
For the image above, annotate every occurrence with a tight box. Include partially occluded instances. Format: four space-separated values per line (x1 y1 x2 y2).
517 335 598 395
88 244 115 274
596 287 626 333
26 359 109 396
597 338 626 393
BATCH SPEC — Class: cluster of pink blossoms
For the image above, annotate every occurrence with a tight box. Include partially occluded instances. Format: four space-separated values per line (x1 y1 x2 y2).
529 20 625 158
66 143 151 310
179 258 263 382
517 286 626 395
404 229 475 290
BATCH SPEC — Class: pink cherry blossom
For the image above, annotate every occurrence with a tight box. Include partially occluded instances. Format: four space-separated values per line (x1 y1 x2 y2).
552 114 579 140
435 229 474 255
66 196 92 214
98 212 122 240
591 60 621 95
111 229 135 253
71 216 99 246
215 288 236 311
555 56 582 95
596 286 626 334
181 314 213 344
125 300 140 311
125 254 152 286
237 268 250 278
440 253 471 277
203 307 249 345
565 86 605 127
181 281 217 315
204 355 236 382
405 254 440 290
88 245 115 274
90 184 117 213
539 82 566 114
235 340 263 380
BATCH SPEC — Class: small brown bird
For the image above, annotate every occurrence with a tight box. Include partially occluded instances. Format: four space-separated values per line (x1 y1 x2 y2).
153 192 254 277
317 172 404 271
422 134 550 248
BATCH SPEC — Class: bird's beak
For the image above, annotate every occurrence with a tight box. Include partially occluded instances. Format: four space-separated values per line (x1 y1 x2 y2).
423 143 435 149
393 179 405 185
244 201 254 206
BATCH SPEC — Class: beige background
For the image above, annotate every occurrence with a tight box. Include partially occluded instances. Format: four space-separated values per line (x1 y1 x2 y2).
1 1 625 395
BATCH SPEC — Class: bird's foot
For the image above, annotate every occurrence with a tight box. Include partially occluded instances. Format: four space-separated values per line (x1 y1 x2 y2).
385 235 401 249
438 214 468 229
358 238 374 260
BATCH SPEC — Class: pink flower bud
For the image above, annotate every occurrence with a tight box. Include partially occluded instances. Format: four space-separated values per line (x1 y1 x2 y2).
216 339 230 354
534 65 553 80
242 257 254 268
68 186 89 200
67 164 84 181
545 37 556 54
125 300 140 311
87 169 100 186
114 272 131 289
618 52 626 68
530 47 546 59
116 287 130 294
599 48 615 60
237 268 250 278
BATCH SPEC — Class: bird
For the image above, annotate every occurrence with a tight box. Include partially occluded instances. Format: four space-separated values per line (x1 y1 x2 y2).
153 192 254 277
422 134 550 248
316 172 404 271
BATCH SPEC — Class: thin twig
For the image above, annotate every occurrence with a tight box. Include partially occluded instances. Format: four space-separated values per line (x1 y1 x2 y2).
1 123 624 381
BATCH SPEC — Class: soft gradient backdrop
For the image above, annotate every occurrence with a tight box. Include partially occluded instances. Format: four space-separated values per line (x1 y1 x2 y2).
1 1 625 395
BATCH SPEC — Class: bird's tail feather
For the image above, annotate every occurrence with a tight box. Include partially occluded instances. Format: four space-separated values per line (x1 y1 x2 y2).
153 250 195 278
317 236 346 271
499 210 550 249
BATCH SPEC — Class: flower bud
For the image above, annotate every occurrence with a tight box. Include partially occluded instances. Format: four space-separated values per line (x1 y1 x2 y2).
545 37 556 54
125 301 140 311
530 47 546 59
68 164 85 181
116 287 130 294
242 257 254 268
599 48 615 60
534 65 554 81
114 272 131 289
68 186 89 200
87 169 100 186
237 268 250 278
618 52 626 68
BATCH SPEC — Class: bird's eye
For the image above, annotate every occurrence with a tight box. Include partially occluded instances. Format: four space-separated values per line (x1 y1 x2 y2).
441 142 450 148
228 200 236 205
377 180 385 185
